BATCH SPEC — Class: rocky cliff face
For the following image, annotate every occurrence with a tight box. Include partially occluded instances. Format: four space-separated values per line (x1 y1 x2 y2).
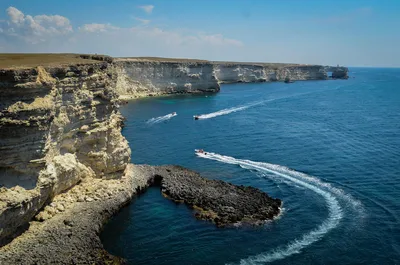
0 63 130 245
112 60 346 99
114 59 220 99
214 63 328 83
214 64 270 83
274 65 328 81
112 60 335 99
325 66 349 79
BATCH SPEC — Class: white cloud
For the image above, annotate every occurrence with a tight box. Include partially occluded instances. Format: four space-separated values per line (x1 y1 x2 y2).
74 22 243 55
0 6 244 61
127 27 243 47
138 5 154 14
1 6 72 43
7 6 24 24
132 17 150 25
79 23 119 33
199 34 243 47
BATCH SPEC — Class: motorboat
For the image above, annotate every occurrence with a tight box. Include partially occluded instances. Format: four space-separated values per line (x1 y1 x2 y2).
172 112 177 115
193 115 200 120
195 149 207 155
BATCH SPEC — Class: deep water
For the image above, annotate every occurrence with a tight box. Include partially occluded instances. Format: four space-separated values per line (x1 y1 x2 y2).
101 68 400 265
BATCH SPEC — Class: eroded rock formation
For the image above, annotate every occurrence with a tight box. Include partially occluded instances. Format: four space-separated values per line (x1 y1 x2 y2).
0 62 130 245
114 59 220 99
214 63 328 83
325 66 349 79
113 58 348 98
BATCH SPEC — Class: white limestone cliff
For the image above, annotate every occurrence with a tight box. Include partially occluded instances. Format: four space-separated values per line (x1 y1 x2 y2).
114 59 220 99
113 59 331 99
0 63 130 244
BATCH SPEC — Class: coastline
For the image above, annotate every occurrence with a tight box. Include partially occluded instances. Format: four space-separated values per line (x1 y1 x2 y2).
0 53 347 263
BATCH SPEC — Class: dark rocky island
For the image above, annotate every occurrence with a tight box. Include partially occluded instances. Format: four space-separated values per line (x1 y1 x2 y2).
149 165 281 226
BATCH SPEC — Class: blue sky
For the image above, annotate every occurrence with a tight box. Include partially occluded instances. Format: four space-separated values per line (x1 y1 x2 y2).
1 0 399 67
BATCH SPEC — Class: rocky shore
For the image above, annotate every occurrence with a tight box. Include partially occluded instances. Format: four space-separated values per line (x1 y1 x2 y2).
0 165 281 264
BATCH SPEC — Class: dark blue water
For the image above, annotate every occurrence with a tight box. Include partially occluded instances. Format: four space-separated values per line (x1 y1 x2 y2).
101 68 400 265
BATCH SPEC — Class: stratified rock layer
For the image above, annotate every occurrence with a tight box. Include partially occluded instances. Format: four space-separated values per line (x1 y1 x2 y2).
114 59 220 99
113 58 347 99
0 62 130 245
214 63 327 83
0 164 141 265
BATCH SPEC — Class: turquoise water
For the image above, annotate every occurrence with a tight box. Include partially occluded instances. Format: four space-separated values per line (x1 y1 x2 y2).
101 68 400 264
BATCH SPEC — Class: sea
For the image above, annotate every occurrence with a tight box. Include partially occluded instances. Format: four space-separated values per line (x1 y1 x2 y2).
101 68 400 265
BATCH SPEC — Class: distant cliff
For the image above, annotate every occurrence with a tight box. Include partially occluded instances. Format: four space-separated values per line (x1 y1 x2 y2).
113 58 348 98
114 59 220 99
325 66 349 79
213 63 327 83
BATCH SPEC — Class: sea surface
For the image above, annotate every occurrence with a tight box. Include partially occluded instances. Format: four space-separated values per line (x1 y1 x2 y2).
101 68 400 265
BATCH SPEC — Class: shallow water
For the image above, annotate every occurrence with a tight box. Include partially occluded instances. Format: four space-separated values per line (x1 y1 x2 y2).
101 68 400 264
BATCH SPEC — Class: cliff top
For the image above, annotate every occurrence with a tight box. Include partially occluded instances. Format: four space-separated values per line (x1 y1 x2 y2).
116 57 305 68
116 57 210 63
0 54 112 70
1 53 331 70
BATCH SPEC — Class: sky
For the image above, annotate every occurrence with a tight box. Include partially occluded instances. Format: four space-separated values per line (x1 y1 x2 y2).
0 0 399 67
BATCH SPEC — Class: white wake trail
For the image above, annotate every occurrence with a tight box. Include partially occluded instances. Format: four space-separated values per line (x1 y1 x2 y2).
195 91 317 120
196 85 352 121
146 113 177 125
196 152 360 264
195 101 263 120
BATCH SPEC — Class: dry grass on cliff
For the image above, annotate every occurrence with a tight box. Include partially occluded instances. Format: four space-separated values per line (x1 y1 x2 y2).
0 53 102 69
1 54 304 70
117 56 300 68
121 56 210 62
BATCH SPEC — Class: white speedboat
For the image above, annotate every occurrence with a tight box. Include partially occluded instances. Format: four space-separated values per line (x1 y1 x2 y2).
195 149 207 155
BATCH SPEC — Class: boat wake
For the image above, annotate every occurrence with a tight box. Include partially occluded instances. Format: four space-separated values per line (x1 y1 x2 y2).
195 101 263 120
196 151 363 264
195 92 316 120
195 84 352 121
146 113 177 125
